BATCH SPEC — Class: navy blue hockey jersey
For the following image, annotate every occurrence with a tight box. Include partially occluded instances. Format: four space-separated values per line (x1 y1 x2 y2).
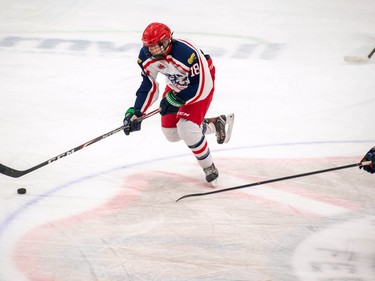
134 39 214 114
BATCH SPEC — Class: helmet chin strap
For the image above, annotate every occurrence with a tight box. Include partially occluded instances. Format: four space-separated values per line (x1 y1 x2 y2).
163 40 172 56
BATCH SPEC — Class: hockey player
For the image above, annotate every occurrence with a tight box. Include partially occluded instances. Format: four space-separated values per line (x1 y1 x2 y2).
360 146 375 174
123 22 234 183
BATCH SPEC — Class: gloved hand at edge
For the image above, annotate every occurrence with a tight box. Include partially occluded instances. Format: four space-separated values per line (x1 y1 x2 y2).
159 90 185 116
123 107 142 135
359 146 375 174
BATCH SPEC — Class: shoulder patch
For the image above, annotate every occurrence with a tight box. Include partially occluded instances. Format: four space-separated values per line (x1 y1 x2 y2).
137 58 142 64
187 53 196 65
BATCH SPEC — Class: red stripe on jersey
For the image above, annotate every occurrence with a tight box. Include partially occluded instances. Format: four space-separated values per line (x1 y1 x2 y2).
143 58 159 69
140 58 159 113
168 57 189 73
142 78 157 113
179 39 206 104
189 54 206 104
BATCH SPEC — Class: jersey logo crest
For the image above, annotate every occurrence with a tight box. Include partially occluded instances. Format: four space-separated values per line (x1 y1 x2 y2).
166 73 189 89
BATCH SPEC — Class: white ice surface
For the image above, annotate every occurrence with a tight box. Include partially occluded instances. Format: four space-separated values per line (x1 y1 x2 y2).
0 0 375 280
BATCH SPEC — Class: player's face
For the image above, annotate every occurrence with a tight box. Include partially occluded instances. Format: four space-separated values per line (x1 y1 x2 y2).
146 39 170 59
148 43 164 57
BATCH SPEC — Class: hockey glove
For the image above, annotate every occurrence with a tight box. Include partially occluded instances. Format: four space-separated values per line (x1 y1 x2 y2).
159 90 185 116
123 107 142 135
359 146 375 174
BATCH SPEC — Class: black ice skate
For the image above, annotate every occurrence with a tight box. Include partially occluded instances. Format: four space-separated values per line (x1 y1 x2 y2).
204 114 235 144
203 163 219 183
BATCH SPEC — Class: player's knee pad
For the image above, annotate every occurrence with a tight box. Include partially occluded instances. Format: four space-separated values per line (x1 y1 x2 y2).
162 127 181 142
177 119 202 146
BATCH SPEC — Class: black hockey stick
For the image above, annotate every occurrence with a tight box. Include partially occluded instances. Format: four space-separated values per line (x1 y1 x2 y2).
0 108 160 178
176 161 372 202
344 47 375 62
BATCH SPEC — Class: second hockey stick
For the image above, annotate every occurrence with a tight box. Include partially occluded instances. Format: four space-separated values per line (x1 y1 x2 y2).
176 161 372 202
0 108 160 178
344 47 375 63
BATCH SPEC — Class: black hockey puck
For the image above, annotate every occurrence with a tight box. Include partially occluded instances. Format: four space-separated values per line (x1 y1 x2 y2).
17 188 26 194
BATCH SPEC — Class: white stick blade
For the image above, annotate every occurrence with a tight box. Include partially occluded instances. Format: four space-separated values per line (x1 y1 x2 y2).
343 56 369 63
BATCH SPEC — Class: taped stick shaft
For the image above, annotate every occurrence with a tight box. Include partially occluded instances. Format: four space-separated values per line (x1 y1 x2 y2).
176 161 372 202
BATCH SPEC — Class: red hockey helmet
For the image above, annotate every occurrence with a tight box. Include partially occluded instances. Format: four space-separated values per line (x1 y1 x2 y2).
142 22 172 47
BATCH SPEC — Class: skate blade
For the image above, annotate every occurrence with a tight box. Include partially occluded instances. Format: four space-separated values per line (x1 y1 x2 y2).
224 113 235 143
208 178 218 187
